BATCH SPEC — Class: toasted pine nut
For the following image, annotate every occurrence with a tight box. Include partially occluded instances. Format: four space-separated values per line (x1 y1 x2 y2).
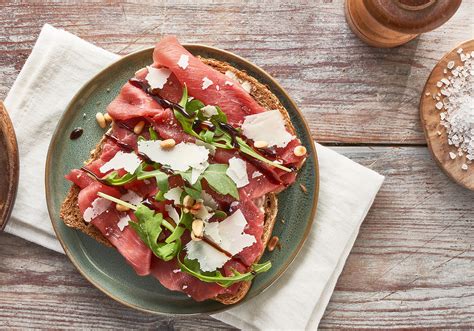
133 120 145 135
293 145 307 157
96 112 106 128
254 140 269 149
183 195 195 208
192 219 204 237
190 202 203 215
104 113 113 122
116 203 130 212
183 207 190 214
267 236 279 252
191 232 202 241
160 138 176 149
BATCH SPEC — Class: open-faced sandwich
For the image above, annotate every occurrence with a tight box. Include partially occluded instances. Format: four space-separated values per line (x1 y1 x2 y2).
60 36 307 304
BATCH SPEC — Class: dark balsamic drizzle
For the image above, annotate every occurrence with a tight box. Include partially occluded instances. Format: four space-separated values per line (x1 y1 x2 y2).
200 236 251 269
70 127 84 140
128 78 191 119
127 77 293 185
104 133 134 152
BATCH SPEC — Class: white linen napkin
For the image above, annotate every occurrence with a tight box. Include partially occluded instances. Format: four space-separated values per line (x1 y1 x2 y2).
4 24 384 330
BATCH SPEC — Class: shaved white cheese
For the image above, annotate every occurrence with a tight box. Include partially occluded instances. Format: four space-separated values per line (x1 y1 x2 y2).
177 54 189 69
121 190 143 205
204 221 221 243
83 198 111 223
200 105 218 117
117 214 131 231
99 151 141 174
165 204 180 225
186 239 229 272
137 140 209 172
242 110 293 148
226 157 249 188
185 209 256 272
225 70 238 80
164 187 183 205
195 139 216 156
202 77 213 90
195 203 214 222
191 161 209 184
200 190 218 210
252 171 263 178
241 81 252 93
146 67 172 89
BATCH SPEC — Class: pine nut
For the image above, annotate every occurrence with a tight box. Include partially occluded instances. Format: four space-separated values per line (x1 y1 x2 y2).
267 236 279 252
192 219 204 237
133 120 145 135
183 195 195 208
104 113 113 122
293 145 307 157
116 203 130 212
191 231 202 241
254 140 269 149
190 202 203 215
95 112 106 128
160 138 176 149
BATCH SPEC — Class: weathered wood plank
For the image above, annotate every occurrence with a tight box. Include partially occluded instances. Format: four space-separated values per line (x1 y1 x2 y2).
0 1 472 144
0 146 473 328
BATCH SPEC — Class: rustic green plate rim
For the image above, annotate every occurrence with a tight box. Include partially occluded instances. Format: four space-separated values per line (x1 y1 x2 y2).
45 44 319 315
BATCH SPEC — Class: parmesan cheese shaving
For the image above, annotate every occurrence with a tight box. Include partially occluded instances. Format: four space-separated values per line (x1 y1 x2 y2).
165 204 180 225
241 110 294 148
145 67 172 89
99 151 141 174
200 105 218 117
202 77 213 90
185 209 256 272
163 187 183 205
83 198 111 223
177 54 189 69
226 157 249 188
117 214 131 231
137 140 209 172
121 190 143 205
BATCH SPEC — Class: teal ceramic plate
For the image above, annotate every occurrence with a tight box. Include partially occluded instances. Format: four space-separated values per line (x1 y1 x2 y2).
45 45 319 315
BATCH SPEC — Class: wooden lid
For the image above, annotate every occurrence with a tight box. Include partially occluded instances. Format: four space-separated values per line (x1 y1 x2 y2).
364 0 462 34
0 101 19 231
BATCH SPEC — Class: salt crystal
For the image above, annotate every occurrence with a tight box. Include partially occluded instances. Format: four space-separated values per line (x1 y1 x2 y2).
437 81 443 88
436 53 474 170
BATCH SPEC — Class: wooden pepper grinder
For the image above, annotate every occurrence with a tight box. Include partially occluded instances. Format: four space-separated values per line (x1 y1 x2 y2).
345 0 462 48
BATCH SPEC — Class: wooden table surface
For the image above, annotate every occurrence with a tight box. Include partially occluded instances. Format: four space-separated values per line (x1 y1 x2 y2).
1 1 473 329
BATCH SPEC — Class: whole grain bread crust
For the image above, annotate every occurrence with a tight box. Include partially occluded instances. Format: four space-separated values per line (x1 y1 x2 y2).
59 57 299 305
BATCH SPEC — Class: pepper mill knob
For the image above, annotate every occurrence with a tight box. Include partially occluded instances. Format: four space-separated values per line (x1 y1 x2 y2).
345 0 462 48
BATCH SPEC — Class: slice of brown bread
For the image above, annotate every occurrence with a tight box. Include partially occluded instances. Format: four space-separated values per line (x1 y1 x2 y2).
60 57 301 305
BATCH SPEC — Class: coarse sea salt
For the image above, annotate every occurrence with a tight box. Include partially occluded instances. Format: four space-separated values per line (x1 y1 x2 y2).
435 49 474 170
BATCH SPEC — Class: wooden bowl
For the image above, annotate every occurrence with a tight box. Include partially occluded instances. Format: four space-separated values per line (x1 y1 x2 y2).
0 101 19 230
420 40 474 191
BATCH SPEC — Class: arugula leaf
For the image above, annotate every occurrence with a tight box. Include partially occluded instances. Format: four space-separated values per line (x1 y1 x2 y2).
178 256 272 288
201 164 239 199
149 127 158 140
129 204 180 262
179 164 238 199
129 204 164 250
187 99 205 115
184 186 201 200
165 211 193 243
212 106 227 124
136 167 169 195
102 171 137 186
